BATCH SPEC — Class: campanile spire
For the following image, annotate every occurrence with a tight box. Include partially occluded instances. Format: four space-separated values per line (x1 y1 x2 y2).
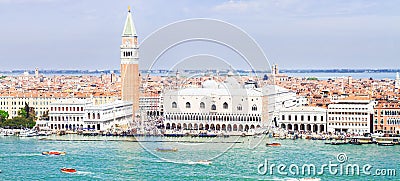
120 6 140 114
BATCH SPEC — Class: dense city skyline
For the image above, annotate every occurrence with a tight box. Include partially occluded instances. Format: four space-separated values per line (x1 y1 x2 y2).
0 0 399 70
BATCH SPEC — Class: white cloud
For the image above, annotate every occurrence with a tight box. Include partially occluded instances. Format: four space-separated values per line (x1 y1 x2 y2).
0 0 56 3
211 0 395 17
212 0 262 13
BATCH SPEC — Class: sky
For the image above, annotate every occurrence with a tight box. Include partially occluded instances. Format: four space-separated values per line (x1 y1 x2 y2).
0 0 399 71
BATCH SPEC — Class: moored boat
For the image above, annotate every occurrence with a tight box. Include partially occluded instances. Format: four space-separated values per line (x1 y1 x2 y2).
330 141 348 145
163 133 185 137
326 139 348 145
60 168 76 173
19 129 37 137
350 136 372 145
376 137 399 145
42 151 66 155
378 142 394 146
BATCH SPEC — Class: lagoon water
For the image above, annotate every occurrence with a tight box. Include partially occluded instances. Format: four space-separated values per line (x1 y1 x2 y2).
0 135 399 181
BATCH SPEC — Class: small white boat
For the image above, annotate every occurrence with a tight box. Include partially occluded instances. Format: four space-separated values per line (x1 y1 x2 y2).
19 130 37 137
188 160 212 165
38 131 50 136
0 130 14 136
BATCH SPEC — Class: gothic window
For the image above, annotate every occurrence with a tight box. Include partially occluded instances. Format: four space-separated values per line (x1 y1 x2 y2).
211 104 216 110
172 102 177 108
200 102 205 109
186 102 191 108
252 104 257 111
237 105 242 111
223 102 228 109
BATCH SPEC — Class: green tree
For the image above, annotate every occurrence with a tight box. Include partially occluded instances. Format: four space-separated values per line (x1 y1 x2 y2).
307 77 318 80
0 110 9 120
1 116 35 129
18 108 27 118
0 110 9 127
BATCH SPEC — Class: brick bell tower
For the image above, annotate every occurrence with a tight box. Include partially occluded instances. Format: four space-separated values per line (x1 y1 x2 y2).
120 6 139 114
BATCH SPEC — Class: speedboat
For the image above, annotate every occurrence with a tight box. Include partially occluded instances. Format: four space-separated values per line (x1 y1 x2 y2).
266 142 281 147
60 168 76 173
42 151 66 155
156 148 178 152
189 160 212 165
378 142 394 146
37 131 50 136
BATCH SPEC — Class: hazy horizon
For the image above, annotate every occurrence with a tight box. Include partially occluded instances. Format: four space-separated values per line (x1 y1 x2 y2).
0 0 399 70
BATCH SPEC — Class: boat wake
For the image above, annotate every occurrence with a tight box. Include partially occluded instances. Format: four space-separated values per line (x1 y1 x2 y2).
186 160 212 165
1 153 42 157
75 171 94 175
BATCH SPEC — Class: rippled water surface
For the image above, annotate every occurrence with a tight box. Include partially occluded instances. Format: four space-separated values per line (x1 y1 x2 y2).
0 135 399 181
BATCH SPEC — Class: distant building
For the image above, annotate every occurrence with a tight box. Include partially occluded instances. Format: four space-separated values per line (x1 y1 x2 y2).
270 64 288 83
327 98 374 134
84 100 133 131
41 99 132 131
45 98 90 130
0 94 118 119
263 85 302 126
139 93 163 117
120 7 140 114
0 95 68 119
278 106 327 133
395 72 400 92
35 68 39 78
110 71 117 83
373 101 400 134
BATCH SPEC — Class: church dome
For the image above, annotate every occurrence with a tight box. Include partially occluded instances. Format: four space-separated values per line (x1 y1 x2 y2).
202 80 219 89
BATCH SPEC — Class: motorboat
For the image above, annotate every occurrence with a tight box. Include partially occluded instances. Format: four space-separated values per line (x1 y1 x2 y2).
60 168 76 173
266 142 281 147
376 137 399 145
189 160 212 165
350 136 372 144
155 148 178 152
37 131 51 136
19 129 38 137
42 151 66 155
325 139 348 145
378 142 394 146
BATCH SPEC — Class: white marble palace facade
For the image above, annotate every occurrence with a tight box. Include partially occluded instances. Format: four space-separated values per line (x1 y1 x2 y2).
163 77 269 133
